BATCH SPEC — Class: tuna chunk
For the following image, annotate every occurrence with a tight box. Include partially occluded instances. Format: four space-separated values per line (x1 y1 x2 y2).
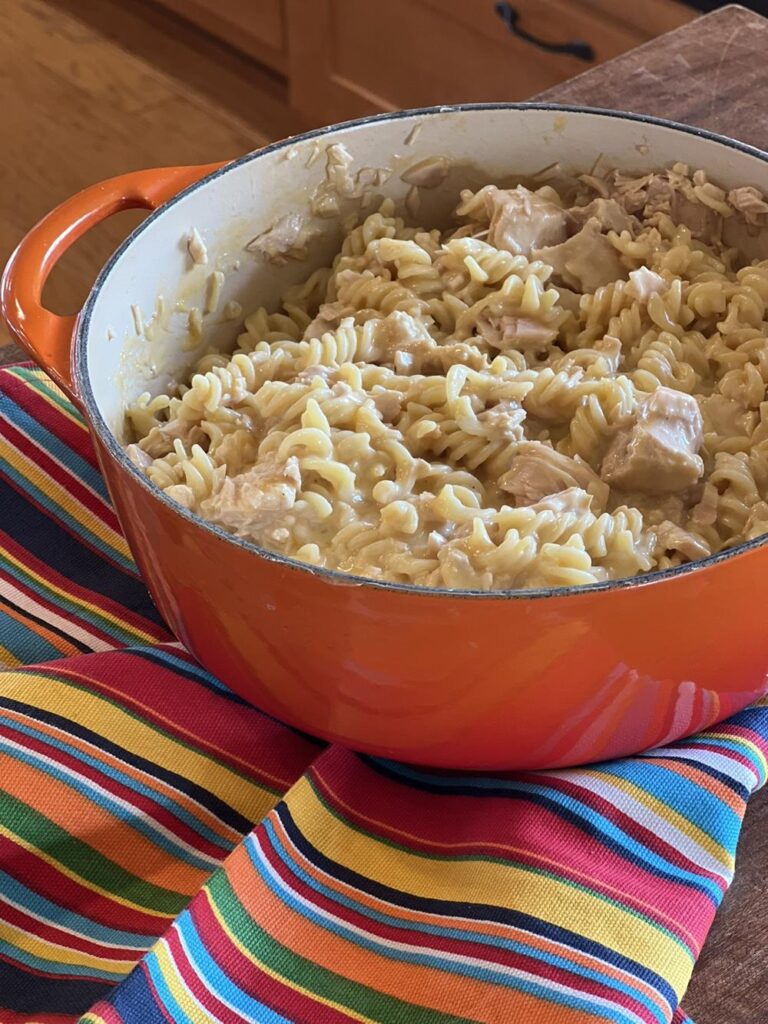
500 442 609 507
567 197 635 235
303 301 349 340
670 192 721 243
528 486 593 516
477 400 527 441
609 170 723 243
476 313 558 354
728 186 768 227
199 455 300 533
136 418 208 459
626 267 666 302
484 186 569 256
372 389 403 421
601 387 704 493
533 218 627 293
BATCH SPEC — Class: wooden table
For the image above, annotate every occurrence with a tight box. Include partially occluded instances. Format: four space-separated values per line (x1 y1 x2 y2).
539 7 768 1021
1 3 766 1019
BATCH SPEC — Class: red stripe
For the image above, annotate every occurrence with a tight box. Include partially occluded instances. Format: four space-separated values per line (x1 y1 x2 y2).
0 895 140 963
718 723 768 755
56 649 317 790
0 1011 77 1024
0 834 169 936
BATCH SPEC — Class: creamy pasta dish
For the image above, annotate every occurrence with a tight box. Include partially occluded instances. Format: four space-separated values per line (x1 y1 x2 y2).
126 162 768 590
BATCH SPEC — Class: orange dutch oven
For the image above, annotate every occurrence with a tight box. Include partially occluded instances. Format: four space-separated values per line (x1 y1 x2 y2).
3 105 768 770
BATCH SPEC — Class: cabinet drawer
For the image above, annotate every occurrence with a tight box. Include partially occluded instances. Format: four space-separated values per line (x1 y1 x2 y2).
287 0 692 126
155 0 287 73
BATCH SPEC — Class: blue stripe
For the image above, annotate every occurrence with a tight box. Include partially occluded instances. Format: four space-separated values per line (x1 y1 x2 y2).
176 907 296 1022
0 609 62 663
596 760 743 849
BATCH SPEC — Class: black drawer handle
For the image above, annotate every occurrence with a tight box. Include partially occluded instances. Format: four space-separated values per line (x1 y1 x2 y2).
494 2 595 62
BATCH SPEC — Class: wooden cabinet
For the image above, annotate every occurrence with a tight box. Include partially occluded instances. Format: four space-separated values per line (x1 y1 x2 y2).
286 0 691 126
149 0 694 128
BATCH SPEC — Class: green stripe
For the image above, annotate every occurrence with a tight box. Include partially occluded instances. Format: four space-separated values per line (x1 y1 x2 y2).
0 789 188 914
209 870 479 1024
11 366 89 423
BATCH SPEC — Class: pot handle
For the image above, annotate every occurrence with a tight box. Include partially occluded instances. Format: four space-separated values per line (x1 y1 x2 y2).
0 162 225 402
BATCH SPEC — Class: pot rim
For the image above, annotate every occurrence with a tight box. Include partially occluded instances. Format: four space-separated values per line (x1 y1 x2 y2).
75 101 768 601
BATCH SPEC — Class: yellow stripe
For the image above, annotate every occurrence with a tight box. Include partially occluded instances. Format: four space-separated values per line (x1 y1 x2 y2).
0 821 170 919
287 778 694 996
5 673 278 820
154 938 217 1021
579 770 733 871
1 438 130 561
206 889 376 1023
0 547 156 643
0 643 23 668
0 914 135 974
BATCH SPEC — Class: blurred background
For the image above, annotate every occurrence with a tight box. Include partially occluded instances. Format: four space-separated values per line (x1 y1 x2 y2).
3 0 766 350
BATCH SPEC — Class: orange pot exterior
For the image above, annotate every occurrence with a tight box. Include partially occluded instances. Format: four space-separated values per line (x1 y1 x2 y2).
93 428 768 770
4 138 768 770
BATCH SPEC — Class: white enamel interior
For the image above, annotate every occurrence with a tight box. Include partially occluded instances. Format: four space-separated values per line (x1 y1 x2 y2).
78 105 768 443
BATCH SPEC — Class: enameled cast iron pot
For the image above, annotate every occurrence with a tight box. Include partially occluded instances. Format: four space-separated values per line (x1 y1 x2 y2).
3 104 768 770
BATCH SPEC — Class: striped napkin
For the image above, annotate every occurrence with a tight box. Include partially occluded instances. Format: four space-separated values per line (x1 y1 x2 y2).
0 364 764 1024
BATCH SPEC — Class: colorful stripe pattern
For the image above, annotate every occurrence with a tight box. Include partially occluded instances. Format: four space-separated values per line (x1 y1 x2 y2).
0 365 762 1023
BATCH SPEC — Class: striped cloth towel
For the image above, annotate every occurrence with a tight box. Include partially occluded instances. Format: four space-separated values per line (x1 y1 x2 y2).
0 364 764 1024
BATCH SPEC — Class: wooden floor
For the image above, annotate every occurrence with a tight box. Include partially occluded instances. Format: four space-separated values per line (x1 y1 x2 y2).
0 0 300 350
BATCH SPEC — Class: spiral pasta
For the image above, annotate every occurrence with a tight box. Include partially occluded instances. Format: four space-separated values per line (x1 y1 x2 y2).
126 162 768 590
